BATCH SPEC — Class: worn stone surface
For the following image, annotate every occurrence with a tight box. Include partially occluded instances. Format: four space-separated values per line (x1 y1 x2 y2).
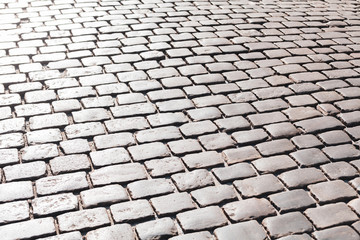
32 193 78 217
136 217 177 240
57 208 110 232
0 217 56 240
0 201 30 224
223 198 276 222
305 203 358 229
35 172 89 196
0 181 34 203
110 200 154 223
313 226 360 240
90 163 147 186
214 221 267 240
177 206 228 232
191 185 236 207
234 174 284 197
86 224 135 240
0 0 360 238
269 190 316 213
80 185 129 209
263 212 313 238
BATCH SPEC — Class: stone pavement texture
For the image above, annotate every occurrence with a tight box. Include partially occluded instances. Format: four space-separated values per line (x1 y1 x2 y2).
0 0 360 239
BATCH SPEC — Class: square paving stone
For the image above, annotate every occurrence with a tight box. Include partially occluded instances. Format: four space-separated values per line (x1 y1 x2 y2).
105 117 150 133
150 192 196 216
283 107 322 122
321 161 358 180
269 189 316 213
182 151 224 169
318 130 352 145
32 193 78 217
223 198 276 222
176 206 228 232
59 139 90 154
187 107 222 121
248 112 288 127
128 142 170 161
198 133 236 150
308 180 357 204
278 168 327 189
234 174 284 197
305 202 358 229
168 139 203 155
110 200 154 223
147 112 187 127
136 217 177 240
93 133 135 150
35 172 89 196
4 161 47 181
218 103 256 116
313 226 360 240
232 129 268 145
322 144 360 161
135 126 182 143
223 146 261 164
80 185 129 209
263 212 312 238
180 120 218 137
0 200 29 224
191 185 237 207
212 163 257 183
90 163 147 186
86 224 135 240
264 122 299 138
144 157 184 177
214 116 251 132
0 217 56 240
252 155 298 174
90 148 131 167
57 208 110 232
290 148 330 167
214 220 267 240
294 116 344 133
252 99 288 113
256 139 296 156
171 169 214 191
291 134 323 149
127 178 175 199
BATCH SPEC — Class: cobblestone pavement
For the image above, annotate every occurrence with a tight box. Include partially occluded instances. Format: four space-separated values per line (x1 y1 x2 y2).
1 0 360 239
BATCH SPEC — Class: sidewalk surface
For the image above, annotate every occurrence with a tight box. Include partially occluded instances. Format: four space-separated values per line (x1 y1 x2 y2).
0 0 360 239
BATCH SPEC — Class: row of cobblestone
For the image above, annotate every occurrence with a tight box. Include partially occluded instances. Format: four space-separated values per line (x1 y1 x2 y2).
1 0 360 239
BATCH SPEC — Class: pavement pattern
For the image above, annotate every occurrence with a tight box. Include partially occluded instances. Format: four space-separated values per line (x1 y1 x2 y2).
0 0 360 239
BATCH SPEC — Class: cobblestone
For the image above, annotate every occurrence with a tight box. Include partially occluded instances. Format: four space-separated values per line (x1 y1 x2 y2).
150 192 195 216
0 217 55 240
86 224 135 240
1 0 360 238
57 208 110 232
80 185 128 209
177 206 227 232
305 203 358 229
136 217 177 240
263 212 312 238
110 200 154 223
32 193 78 217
